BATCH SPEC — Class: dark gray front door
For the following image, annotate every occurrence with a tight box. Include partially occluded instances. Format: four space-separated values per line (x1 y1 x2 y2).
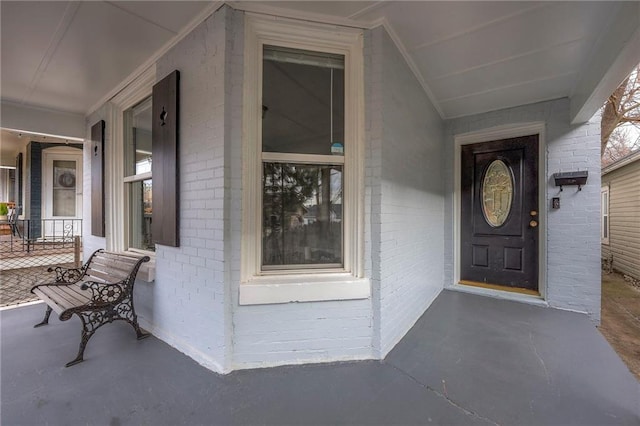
460 135 539 291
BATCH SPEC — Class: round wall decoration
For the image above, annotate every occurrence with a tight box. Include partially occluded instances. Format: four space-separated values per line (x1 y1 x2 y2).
58 171 76 188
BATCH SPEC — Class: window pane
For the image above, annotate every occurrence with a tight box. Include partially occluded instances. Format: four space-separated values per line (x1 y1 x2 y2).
129 179 154 251
124 97 153 177
262 46 344 155
603 216 608 239
262 163 342 267
52 160 76 216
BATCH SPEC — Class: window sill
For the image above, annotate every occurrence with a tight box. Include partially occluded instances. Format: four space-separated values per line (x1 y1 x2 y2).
124 250 156 282
239 273 370 305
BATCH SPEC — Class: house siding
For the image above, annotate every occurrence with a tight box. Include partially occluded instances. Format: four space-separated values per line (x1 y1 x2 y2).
602 159 640 280
368 27 445 357
445 99 602 322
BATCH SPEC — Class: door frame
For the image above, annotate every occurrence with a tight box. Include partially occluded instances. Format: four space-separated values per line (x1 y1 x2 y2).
42 146 83 220
453 122 547 301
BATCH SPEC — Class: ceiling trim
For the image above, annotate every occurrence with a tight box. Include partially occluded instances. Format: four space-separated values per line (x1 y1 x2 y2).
227 1 369 29
87 1 224 116
370 18 445 119
347 2 386 20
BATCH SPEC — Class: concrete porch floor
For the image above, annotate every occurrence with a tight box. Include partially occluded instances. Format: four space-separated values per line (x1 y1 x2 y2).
2 290 638 425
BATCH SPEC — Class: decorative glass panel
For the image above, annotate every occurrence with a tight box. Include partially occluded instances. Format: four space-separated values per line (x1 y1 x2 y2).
262 162 342 267
481 160 513 227
52 160 76 216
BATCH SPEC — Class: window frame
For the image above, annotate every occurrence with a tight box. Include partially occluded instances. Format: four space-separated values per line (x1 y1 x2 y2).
601 185 610 245
105 65 156 280
240 15 368 304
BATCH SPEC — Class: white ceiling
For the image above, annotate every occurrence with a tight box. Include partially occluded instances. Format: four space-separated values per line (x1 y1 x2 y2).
1 1 637 122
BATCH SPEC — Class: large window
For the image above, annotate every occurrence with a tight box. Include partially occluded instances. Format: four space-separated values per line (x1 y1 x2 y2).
241 16 367 305
123 96 153 252
601 186 609 244
261 46 345 270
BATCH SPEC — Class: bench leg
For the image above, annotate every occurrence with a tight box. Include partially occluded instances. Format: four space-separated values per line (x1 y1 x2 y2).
66 329 94 367
34 306 53 328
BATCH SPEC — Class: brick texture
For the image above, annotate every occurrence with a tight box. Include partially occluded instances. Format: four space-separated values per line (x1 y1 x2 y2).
444 99 601 322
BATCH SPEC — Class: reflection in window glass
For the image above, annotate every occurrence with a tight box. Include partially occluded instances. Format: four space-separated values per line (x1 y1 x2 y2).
262 46 344 155
52 160 76 216
129 179 153 251
262 163 342 267
124 97 153 177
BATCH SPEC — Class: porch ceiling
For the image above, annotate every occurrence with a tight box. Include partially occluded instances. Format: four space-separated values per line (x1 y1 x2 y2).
1 1 638 123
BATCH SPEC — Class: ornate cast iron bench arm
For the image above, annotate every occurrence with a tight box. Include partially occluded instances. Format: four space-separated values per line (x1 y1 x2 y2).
30 249 150 367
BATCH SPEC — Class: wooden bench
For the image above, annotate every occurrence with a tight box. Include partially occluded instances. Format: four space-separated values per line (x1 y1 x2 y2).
31 249 151 367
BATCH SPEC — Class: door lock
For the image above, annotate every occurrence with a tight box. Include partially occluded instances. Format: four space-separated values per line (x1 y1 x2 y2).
530 210 538 216
529 220 538 228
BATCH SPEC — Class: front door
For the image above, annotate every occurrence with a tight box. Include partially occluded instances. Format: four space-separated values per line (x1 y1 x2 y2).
460 135 538 291
42 148 83 238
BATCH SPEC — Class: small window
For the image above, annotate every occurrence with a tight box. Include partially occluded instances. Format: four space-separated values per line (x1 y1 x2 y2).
601 186 609 244
123 96 154 252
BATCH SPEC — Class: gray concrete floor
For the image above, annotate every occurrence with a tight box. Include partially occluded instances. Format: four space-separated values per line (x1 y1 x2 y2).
2 290 639 425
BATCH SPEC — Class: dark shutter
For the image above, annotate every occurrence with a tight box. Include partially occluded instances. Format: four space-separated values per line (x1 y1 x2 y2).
91 120 105 237
152 70 180 247
15 153 23 211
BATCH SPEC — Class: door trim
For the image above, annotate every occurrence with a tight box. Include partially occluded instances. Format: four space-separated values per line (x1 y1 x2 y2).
453 122 547 301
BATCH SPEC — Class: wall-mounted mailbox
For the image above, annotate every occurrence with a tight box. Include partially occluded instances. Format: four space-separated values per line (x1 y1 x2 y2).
553 171 588 191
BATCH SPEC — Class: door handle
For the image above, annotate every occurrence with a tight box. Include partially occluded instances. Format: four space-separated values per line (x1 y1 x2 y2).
529 220 538 228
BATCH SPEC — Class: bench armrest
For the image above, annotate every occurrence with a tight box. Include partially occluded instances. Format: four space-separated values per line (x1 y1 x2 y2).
81 281 127 306
47 265 87 284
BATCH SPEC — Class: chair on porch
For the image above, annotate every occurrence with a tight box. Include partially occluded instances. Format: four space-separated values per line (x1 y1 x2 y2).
8 206 22 238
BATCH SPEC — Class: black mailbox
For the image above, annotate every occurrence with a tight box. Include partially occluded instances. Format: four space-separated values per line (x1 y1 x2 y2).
553 171 588 191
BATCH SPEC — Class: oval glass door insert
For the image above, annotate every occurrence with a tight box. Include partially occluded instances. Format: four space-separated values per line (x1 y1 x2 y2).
482 160 513 227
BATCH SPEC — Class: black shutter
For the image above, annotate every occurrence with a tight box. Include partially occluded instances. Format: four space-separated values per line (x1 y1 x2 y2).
15 153 23 211
152 70 180 247
91 120 105 237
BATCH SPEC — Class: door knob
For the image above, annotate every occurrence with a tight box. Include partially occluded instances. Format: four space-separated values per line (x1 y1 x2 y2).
530 210 538 216
529 220 538 228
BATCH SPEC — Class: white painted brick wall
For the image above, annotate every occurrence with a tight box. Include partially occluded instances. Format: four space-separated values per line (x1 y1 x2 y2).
444 99 601 321
370 28 445 356
133 7 231 373
228 13 375 370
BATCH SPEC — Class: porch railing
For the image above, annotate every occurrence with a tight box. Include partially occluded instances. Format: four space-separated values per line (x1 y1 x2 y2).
0 218 82 260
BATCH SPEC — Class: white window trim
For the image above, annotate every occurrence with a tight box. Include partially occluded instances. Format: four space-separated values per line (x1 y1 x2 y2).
240 14 368 305
601 185 610 245
106 65 156 281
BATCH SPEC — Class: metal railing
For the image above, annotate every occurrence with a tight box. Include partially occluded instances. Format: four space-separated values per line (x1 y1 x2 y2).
1 218 82 254
0 219 83 307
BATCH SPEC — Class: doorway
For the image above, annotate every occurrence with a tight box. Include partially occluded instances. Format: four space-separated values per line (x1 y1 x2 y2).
459 135 539 292
42 147 83 238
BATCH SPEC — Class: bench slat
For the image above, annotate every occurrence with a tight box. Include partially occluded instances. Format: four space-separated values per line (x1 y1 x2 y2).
33 285 90 313
88 261 134 279
85 268 123 283
95 252 141 265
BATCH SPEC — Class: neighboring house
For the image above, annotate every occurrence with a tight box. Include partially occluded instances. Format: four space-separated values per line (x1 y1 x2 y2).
1 2 639 374
601 150 640 280
0 130 83 239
